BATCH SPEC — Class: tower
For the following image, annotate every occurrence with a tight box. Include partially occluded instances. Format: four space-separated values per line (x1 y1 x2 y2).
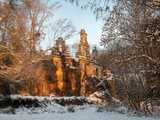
52 37 67 94
52 37 76 95
78 29 90 60
77 29 90 96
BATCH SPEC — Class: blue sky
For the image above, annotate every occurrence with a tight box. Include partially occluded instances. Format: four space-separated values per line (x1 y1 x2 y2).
42 0 104 49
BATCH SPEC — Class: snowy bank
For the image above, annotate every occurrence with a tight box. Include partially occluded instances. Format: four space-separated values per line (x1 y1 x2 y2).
0 105 159 120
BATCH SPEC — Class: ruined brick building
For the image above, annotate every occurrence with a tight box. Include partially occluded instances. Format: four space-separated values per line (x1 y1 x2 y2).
0 29 115 97
51 29 103 96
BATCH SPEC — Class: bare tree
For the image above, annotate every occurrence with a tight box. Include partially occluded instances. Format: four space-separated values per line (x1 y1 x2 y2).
52 18 76 41
98 0 160 110
23 0 60 57
68 0 160 111
44 18 76 53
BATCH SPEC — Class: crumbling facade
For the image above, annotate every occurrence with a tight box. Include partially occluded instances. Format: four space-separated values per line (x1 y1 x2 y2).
51 29 102 96
52 37 80 96
3 29 115 97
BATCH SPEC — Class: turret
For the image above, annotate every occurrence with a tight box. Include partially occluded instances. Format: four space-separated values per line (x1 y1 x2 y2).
56 37 66 55
77 29 90 61
91 46 98 61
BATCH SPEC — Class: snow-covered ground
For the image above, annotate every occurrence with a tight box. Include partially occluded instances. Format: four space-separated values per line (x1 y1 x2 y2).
0 105 159 120
0 96 159 120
